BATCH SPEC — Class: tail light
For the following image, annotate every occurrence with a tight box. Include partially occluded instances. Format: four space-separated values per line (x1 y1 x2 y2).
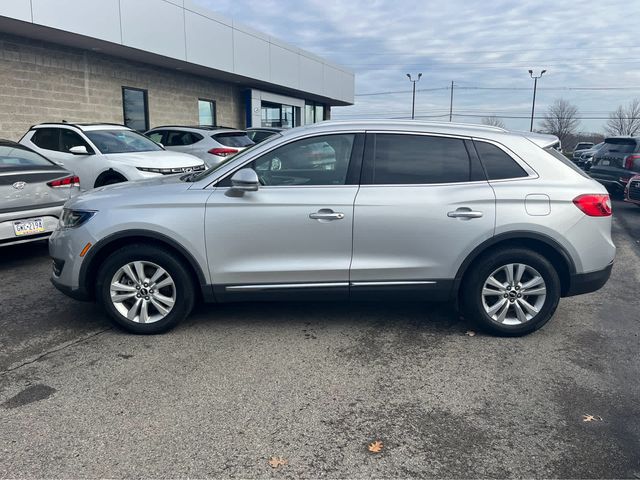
208 148 238 157
624 154 640 169
573 194 612 217
47 175 80 188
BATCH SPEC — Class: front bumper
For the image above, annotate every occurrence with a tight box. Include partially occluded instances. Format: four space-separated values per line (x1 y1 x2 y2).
49 224 97 301
564 262 613 297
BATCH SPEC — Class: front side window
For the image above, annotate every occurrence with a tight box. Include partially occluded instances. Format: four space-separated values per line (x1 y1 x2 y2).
198 99 216 126
85 129 163 154
122 87 149 132
370 134 471 184
474 141 528 180
249 134 355 186
31 128 60 151
60 129 92 154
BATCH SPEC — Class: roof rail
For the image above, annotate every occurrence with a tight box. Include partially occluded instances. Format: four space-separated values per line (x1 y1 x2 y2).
29 121 128 130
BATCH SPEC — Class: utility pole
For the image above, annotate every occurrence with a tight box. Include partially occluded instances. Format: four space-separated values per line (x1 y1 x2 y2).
528 69 546 132
406 73 422 119
449 81 454 121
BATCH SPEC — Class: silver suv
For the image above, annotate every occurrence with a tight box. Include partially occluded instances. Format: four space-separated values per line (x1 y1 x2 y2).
49 121 615 336
145 126 254 167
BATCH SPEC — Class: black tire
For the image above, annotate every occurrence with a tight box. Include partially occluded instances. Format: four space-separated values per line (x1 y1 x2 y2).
460 248 561 336
95 244 195 334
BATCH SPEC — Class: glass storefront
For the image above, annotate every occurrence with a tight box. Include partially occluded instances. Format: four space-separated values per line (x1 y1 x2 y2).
261 102 300 128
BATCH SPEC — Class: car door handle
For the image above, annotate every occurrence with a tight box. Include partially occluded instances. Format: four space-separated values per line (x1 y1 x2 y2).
309 209 345 221
447 208 483 219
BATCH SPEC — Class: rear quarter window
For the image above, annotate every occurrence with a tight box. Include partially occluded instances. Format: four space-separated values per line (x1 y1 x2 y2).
474 141 528 180
545 147 590 178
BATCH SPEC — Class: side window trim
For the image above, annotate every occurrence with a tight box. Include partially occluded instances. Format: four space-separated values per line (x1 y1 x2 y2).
471 138 538 181
360 131 481 186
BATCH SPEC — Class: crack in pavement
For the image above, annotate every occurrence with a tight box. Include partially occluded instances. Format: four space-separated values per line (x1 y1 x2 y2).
0 327 112 376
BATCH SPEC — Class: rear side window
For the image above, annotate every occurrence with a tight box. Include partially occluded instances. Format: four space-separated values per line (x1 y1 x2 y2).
369 134 472 184
474 141 528 180
213 133 254 148
31 128 60 151
545 147 590 178
147 131 165 144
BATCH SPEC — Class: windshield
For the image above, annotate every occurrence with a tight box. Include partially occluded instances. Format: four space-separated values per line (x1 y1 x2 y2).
599 139 637 155
85 129 164 154
187 132 283 182
0 145 54 168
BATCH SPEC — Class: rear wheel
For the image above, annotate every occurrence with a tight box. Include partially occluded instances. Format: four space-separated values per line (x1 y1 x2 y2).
460 248 561 336
96 244 195 334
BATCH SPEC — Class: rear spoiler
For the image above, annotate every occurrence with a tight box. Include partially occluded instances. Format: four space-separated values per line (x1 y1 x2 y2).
518 131 561 149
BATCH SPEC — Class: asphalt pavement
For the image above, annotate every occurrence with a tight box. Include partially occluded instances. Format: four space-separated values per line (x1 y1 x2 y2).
0 201 639 478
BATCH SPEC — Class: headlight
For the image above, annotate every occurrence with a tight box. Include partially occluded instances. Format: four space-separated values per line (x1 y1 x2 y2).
137 165 205 174
59 209 96 229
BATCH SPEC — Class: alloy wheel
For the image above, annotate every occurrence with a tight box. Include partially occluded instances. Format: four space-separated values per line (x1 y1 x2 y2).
109 261 176 324
481 263 547 325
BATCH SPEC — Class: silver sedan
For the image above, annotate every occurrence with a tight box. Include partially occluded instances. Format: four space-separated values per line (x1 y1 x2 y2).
0 140 79 247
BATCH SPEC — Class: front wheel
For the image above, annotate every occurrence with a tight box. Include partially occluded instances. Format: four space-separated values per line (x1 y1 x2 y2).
460 248 561 336
96 244 195 334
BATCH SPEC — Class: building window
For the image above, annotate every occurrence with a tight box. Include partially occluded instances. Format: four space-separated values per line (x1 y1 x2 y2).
122 87 149 132
304 102 326 124
261 101 297 128
198 99 216 126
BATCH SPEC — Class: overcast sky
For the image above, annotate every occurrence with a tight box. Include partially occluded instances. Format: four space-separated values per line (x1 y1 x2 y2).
196 0 640 133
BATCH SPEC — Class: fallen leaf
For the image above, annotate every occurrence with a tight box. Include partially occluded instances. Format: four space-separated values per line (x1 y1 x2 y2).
368 440 383 453
465 330 476 337
268 457 288 468
582 414 603 422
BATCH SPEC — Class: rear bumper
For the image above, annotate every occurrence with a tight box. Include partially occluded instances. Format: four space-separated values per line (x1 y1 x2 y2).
564 262 613 297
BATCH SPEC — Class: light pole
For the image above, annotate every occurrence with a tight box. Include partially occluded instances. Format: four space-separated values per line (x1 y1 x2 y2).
528 69 546 132
406 73 422 119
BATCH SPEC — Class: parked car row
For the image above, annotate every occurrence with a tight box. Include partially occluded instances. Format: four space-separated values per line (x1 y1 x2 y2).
587 136 640 205
1 122 283 247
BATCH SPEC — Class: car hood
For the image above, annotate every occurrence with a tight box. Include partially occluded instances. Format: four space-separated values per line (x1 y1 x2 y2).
105 150 204 167
65 173 192 210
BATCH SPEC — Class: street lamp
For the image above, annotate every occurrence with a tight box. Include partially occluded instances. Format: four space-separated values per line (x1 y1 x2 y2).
528 69 546 132
406 73 422 119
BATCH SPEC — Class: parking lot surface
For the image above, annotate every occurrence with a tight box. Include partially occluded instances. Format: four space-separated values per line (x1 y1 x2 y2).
1 201 639 478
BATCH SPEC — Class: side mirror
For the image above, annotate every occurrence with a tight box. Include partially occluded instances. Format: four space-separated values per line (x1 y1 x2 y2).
69 145 90 155
226 168 259 196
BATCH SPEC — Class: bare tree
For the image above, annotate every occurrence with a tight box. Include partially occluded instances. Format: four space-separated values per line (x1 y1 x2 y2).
605 99 640 136
540 99 580 145
481 116 506 129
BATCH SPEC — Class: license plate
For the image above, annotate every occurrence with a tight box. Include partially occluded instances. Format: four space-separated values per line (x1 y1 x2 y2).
13 218 45 237
601 160 610 166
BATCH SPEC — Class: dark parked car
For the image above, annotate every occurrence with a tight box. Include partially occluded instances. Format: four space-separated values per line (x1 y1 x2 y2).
0 140 79 247
624 174 640 206
571 142 594 158
589 137 640 195
575 142 604 170
246 127 283 144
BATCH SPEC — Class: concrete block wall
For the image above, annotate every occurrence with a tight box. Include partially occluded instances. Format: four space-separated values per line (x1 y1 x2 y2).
0 32 245 141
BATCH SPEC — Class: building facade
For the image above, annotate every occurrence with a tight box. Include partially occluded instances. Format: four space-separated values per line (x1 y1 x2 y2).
0 0 354 141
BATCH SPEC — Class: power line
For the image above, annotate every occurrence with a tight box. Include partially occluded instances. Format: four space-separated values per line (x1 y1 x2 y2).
355 85 640 97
